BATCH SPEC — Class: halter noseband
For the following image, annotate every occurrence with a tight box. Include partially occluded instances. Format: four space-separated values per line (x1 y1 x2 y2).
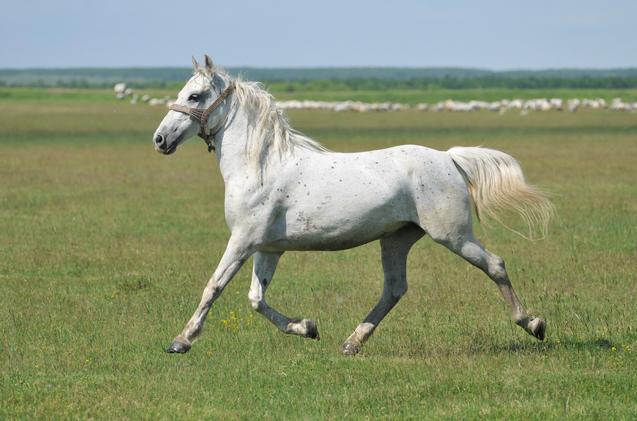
168 83 235 152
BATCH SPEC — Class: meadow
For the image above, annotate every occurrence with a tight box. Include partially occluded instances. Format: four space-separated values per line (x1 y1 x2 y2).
0 88 636 419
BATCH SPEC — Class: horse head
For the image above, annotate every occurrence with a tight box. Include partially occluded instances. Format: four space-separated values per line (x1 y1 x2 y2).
153 55 233 155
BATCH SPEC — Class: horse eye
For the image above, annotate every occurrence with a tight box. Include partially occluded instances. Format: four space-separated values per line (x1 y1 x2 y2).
188 94 200 102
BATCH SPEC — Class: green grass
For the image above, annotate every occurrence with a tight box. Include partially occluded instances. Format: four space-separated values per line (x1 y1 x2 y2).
0 90 636 419
0 87 118 103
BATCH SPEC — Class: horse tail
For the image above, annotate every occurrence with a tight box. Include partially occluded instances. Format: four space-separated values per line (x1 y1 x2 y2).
447 146 553 239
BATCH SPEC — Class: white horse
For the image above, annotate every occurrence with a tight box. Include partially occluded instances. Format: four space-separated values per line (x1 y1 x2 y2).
153 55 553 355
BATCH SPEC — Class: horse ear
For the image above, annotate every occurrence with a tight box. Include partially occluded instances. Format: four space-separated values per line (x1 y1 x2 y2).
192 56 199 72
204 54 214 76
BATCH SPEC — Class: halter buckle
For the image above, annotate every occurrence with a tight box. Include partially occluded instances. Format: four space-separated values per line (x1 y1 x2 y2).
199 133 216 152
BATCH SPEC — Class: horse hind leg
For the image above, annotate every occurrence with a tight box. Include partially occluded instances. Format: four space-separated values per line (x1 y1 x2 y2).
341 224 424 356
248 251 320 340
430 226 546 341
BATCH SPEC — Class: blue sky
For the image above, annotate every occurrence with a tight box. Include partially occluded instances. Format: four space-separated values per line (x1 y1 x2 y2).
1 0 635 69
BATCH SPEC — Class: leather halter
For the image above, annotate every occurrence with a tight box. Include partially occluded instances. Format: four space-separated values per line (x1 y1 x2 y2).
168 83 235 152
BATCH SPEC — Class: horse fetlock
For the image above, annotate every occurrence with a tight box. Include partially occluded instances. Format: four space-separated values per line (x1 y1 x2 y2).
513 314 529 326
166 337 192 354
286 318 320 340
515 316 546 341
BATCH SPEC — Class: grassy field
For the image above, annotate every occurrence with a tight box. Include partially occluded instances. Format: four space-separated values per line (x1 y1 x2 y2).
0 89 636 419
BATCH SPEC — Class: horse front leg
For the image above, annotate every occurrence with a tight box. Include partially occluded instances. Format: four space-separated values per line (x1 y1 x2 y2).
248 251 320 339
166 236 254 353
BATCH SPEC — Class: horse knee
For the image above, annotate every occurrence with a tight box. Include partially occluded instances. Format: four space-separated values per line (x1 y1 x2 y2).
204 282 224 301
392 282 408 300
385 279 407 304
487 255 508 282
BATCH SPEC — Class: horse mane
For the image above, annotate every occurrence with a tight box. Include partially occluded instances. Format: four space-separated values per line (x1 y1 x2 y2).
196 66 328 170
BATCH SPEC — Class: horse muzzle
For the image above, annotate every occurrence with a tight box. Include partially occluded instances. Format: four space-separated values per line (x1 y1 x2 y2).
153 132 180 155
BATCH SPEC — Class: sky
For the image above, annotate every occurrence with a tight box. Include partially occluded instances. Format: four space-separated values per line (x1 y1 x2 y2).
1 0 635 69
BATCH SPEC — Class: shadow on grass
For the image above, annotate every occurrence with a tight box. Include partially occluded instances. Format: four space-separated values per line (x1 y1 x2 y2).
375 337 617 360
472 337 614 356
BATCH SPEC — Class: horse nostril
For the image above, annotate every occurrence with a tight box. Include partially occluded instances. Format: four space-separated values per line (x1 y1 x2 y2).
154 134 165 146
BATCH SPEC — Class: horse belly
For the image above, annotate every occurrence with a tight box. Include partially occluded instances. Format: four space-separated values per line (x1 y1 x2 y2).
264 182 416 251
270 218 412 251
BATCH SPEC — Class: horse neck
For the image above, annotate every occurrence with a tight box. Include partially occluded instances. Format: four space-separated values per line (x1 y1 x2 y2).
213 105 246 184
214 105 281 188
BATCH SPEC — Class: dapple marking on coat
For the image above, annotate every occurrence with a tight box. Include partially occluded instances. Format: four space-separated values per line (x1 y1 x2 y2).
152 55 553 355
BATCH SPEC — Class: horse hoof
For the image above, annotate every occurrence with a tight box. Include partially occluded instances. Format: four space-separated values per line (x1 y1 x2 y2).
529 317 546 341
166 339 191 353
340 341 361 356
304 320 320 340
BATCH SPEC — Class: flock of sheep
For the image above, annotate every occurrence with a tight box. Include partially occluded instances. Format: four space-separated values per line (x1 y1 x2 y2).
113 83 173 106
114 83 636 113
275 97 636 113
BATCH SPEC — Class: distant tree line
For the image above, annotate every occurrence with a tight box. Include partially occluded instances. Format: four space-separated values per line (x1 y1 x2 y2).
1 67 637 90
268 76 637 92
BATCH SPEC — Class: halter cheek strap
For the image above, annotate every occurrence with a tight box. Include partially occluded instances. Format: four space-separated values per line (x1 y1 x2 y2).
168 83 235 152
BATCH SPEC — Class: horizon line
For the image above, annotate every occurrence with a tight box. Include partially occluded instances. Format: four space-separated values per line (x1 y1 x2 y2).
1 65 636 72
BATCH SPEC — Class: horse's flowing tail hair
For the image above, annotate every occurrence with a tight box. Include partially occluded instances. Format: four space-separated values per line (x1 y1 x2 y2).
448 146 554 239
